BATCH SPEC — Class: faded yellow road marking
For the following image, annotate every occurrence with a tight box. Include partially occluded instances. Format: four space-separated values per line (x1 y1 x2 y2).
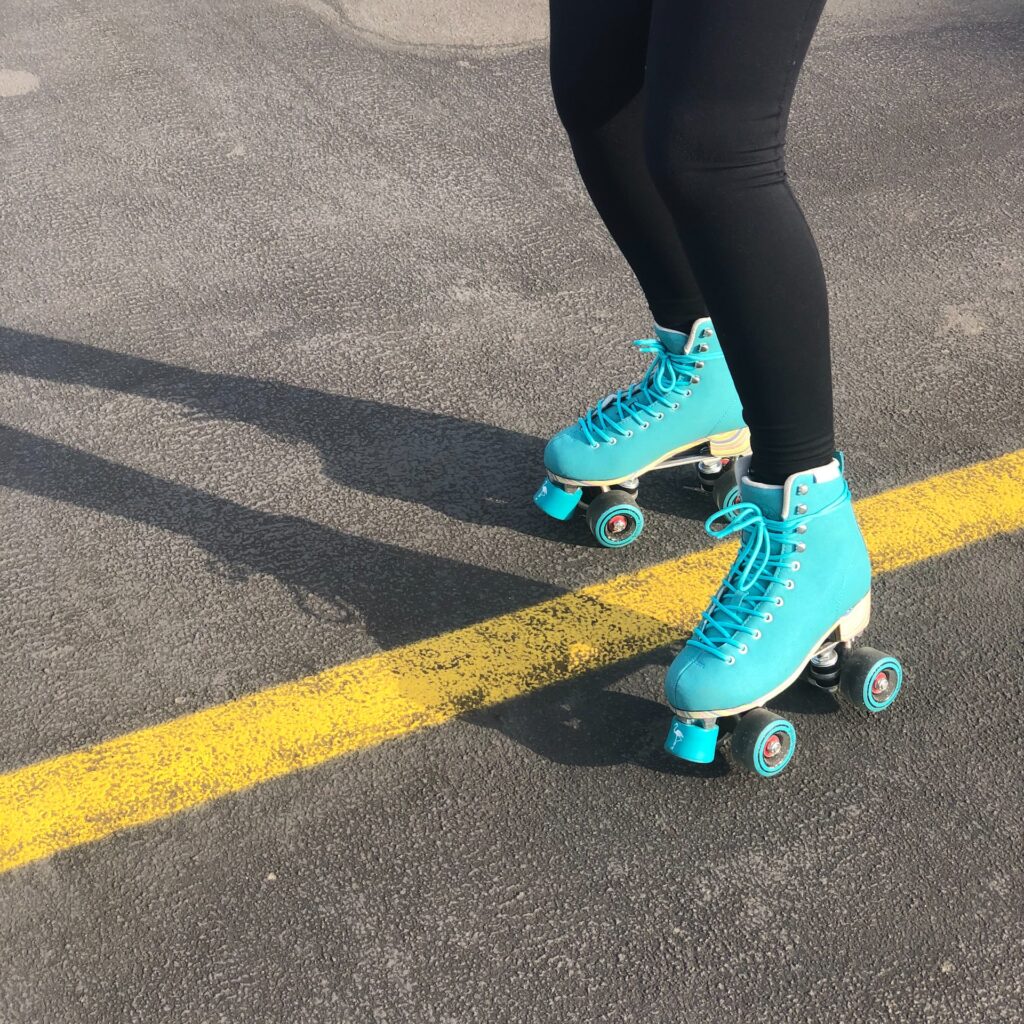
2 450 1023 875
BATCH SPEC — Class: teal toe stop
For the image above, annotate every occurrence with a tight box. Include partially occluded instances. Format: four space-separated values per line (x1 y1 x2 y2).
665 717 719 764
534 478 582 521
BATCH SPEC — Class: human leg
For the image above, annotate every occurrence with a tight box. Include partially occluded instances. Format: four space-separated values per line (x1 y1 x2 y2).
548 0 706 331
643 0 833 482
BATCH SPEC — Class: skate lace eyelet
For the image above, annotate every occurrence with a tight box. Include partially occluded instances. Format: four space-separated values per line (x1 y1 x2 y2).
698 344 709 352
655 413 664 420
608 438 617 445
625 430 634 438
752 629 762 640
684 390 692 397
738 644 748 655
694 361 704 370
796 542 806 553
591 443 600 449
791 560 801 570
671 403 680 410
725 655 736 666
762 612 773 623
640 422 650 430
784 580 795 590
690 376 701 385
774 597 784 607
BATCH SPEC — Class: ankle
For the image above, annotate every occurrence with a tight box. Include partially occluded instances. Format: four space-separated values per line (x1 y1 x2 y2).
746 466 787 486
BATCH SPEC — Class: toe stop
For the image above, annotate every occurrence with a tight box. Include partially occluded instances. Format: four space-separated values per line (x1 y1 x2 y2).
534 478 583 520
664 716 719 763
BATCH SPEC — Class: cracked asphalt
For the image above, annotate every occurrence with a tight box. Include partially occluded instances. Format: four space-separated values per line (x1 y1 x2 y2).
1 0 1023 1021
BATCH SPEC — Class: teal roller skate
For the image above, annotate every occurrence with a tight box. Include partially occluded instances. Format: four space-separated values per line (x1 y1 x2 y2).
533 318 749 548
662 453 903 777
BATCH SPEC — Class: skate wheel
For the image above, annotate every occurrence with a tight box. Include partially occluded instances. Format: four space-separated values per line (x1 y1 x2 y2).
533 476 583 521
586 490 644 548
731 708 797 777
712 467 739 510
697 458 726 491
839 647 903 713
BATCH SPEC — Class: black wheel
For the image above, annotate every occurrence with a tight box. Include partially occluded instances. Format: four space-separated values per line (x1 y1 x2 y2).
804 646 842 690
731 707 797 777
712 466 739 510
585 489 645 548
582 480 637 505
697 457 728 491
839 647 903 712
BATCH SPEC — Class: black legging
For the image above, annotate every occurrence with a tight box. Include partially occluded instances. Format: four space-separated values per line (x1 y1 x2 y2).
549 0 832 483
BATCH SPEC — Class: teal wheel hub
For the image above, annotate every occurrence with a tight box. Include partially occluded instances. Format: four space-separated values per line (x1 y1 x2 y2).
841 647 903 712
586 490 644 548
732 708 797 777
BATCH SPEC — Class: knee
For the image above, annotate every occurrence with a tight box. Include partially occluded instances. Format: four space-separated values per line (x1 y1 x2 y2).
643 105 786 208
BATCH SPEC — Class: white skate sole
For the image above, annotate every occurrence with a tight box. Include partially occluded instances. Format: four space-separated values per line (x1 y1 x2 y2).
547 427 750 489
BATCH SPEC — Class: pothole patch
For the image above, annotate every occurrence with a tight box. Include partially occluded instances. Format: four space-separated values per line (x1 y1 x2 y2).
289 0 548 53
0 69 40 98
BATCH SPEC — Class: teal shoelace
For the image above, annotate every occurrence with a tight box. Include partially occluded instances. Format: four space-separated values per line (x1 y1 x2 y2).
578 336 717 448
689 485 850 663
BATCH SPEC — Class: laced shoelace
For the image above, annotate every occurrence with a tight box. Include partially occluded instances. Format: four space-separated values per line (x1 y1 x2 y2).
688 484 849 663
578 336 718 448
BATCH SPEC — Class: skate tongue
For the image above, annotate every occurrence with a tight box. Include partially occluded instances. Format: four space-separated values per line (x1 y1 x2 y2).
653 324 690 355
739 476 785 520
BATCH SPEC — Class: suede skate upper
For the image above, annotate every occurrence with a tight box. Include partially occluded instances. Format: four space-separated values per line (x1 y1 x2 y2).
543 320 745 485
664 456 872 716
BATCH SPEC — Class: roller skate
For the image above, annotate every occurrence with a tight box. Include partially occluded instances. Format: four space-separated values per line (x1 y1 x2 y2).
663 453 903 777
533 318 749 547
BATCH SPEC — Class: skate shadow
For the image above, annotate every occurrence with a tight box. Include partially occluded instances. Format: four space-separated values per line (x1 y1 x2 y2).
1 420 821 770
639 469 721 521
768 680 840 717
462 649 843 774
462 649 732 778
0 328 711 542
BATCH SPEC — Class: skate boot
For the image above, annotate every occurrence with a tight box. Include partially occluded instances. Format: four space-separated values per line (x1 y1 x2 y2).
533 318 749 547
663 453 904 776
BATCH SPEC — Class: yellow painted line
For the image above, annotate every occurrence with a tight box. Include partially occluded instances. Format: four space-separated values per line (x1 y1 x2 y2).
2 450 1023 875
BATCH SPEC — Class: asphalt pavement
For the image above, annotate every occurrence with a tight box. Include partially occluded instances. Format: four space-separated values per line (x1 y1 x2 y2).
1 0 1023 1021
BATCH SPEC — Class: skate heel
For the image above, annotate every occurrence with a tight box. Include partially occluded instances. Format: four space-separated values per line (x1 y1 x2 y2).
835 592 872 642
707 427 751 459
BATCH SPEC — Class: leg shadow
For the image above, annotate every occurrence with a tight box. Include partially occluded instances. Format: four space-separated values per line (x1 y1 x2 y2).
3 426 706 765
0 425 558 648
0 328 711 538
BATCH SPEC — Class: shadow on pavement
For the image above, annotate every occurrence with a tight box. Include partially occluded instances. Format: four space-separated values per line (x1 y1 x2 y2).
1 328 730 761
0 424 561 649
0 421 831 770
463 650 844 775
1 424 724 774
0 328 712 539
461 649 728 777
